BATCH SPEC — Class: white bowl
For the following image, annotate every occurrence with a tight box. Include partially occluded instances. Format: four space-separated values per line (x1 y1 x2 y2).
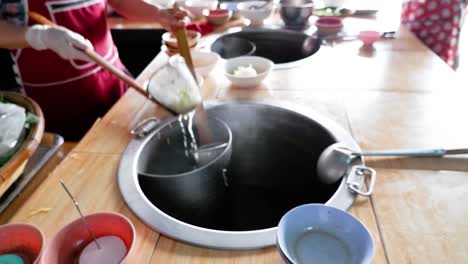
237 1 274 26
169 51 219 78
185 0 218 19
192 50 219 77
277 204 374 264
225 56 273 88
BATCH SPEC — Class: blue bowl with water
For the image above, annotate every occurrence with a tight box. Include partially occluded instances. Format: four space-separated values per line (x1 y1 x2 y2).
277 204 374 264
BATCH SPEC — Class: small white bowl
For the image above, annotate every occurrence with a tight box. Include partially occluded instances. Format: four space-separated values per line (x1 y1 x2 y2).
237 1 274 26
277 204 374 264
185 0 218 19
192 50 220 77
169 51 219 78
225 56 273 88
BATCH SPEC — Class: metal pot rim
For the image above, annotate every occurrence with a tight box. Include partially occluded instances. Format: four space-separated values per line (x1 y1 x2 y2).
138 116 232 178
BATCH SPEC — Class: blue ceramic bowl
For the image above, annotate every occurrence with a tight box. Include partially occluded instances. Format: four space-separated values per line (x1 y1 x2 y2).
277 204 374 264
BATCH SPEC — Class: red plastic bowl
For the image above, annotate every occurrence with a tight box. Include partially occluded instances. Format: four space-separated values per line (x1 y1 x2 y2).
0 224 44 264
42 212 135 264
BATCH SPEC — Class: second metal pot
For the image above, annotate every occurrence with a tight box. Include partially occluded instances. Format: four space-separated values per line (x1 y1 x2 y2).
136 116 232 227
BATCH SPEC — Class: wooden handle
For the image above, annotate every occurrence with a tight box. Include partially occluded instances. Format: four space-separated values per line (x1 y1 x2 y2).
29 11 54 25
28 11 178 116
445 149 468 155
171 4 197 81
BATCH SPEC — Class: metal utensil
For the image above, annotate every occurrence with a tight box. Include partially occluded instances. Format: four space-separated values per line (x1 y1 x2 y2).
317 142 468 184
59 179 101 249
191 142 229 166
318 31 396 47
28 11 178 116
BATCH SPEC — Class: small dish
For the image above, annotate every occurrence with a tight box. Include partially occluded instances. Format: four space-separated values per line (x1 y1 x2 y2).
203 8 232 26
0 223 44 264
225 56 273 88
315 16 343 36
358 30 381 46
42 212 135 264
162 30 201 50
277 204 374 264
237 1 274 26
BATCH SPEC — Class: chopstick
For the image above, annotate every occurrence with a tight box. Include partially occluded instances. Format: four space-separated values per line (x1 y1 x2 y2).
28 11 178 116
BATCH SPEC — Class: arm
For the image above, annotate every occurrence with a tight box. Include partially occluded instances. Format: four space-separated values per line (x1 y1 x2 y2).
0 20 29 49
108 0 186 31
0 19 93 61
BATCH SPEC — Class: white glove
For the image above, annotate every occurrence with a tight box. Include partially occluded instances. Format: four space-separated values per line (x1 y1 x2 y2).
25 24 94 62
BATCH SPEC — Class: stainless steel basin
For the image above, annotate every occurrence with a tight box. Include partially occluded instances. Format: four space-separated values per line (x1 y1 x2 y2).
118 100 365 249
210 29 320 68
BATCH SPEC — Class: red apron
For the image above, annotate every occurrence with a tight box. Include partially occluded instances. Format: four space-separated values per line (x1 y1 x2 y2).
401 0 467 68
12 0 127 140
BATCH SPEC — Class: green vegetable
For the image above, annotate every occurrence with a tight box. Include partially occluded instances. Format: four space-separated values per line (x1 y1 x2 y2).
25 112 39 129
171 87 193 113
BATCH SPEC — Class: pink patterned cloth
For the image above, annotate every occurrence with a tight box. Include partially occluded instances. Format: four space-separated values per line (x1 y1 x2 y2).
401 0 468 68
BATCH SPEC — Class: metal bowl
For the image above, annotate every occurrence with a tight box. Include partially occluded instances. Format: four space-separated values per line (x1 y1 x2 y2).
279 0 314 29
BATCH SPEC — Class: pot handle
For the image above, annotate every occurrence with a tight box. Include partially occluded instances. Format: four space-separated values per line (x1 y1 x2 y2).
131 117 161 138
346 165 376 196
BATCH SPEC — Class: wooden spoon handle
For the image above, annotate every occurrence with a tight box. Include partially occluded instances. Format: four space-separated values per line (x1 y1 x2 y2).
171 4 197 81
28 11 178 116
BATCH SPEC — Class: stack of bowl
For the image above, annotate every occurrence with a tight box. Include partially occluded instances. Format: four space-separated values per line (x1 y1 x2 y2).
161 30 201 56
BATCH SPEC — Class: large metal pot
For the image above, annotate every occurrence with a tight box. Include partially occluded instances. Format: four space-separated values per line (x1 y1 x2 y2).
136 116 232 227
119 100 370 249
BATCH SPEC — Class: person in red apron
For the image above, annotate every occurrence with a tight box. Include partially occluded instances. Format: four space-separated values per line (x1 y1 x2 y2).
0 0 186 140
401 0 468 69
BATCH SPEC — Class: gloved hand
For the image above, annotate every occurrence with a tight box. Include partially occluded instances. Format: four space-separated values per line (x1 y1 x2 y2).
25 24 94 62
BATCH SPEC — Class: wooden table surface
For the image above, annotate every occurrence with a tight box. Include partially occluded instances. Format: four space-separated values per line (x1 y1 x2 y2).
3 12 468 264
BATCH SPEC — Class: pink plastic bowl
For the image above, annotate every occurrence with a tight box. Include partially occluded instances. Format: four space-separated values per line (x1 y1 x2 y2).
358 30 381 46
0 223 44 264
315 16 343 34
42 212 135 264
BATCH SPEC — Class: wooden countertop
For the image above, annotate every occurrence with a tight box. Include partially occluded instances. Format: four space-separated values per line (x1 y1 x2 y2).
4 13 468 264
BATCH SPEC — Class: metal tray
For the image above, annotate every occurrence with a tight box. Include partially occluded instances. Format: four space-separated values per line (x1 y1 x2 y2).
0 132 64 214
